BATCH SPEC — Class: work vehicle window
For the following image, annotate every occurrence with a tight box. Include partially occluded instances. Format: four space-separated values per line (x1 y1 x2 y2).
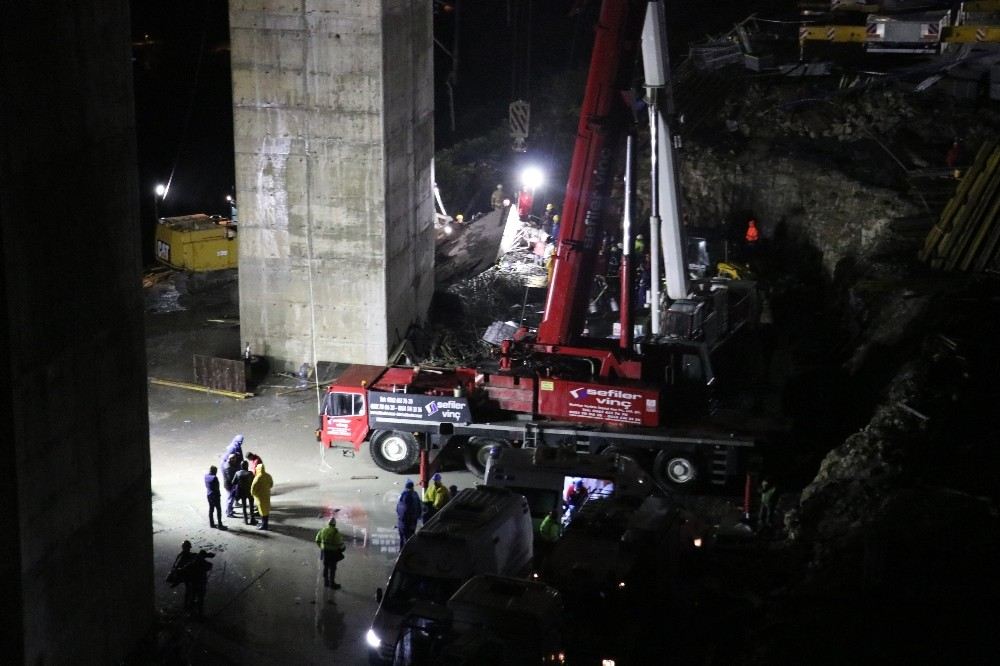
323 392 364 416
383 572 461 613
509 486 559 519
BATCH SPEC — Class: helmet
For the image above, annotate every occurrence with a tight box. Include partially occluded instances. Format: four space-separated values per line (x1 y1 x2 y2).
455 214 464 221
433 473 442 481
553 215 560 222
405 480 414 489
546 203 554 211
636 234 644 240
496 184 503 189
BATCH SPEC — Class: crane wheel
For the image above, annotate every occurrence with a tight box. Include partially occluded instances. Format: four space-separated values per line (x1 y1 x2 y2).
463 438 509 478
600 445 650 470
652 449 701 491
369 430 419 473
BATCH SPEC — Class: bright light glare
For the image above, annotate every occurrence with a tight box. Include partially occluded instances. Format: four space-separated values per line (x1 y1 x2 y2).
693 537 703 548
154 184 166 197
443 225 453 235
617 581 626 588
225 195 233 202
602 660 616 666
365 629 381 649
520 166 544 190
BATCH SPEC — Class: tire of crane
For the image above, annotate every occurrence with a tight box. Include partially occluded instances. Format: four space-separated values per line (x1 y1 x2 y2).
464 438 510 478
652 449 701 491
600 445 651 471
369 430 420 474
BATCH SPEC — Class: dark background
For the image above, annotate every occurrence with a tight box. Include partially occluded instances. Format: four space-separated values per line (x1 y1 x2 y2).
129 0 784 263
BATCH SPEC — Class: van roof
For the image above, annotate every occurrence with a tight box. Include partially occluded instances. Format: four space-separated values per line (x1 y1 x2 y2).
421 486 525 536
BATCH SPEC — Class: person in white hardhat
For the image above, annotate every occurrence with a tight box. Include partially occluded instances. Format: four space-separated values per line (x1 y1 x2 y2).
491 184 505 210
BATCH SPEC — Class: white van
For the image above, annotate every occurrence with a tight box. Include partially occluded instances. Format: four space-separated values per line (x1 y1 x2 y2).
366 486 533 664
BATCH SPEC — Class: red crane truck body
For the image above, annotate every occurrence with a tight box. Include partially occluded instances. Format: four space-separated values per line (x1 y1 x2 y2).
318 0 758 492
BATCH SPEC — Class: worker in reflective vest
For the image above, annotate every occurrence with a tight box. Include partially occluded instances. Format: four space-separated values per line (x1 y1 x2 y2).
745 219 759 244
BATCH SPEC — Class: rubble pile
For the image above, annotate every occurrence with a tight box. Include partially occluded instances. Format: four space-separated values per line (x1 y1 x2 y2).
421 264 533 367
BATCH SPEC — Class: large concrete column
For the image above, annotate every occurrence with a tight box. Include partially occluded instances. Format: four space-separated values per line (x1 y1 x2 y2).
231 0 435 368
0 3 152 663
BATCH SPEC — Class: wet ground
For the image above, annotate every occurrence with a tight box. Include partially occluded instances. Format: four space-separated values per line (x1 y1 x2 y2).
145 275 477 664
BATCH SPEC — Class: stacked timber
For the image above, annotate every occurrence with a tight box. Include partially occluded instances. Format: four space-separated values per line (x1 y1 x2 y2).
920 139 1000 272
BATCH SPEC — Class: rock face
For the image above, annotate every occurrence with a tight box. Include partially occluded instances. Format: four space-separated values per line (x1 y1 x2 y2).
680 141 919 275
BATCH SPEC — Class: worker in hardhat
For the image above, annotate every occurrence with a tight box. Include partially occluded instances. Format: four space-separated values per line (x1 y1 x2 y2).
745 218 759 244
396 480 421 547
315 517 346 589
455 213 464 225
491 184 505 210
541 203 556 234
550 214 561 241
422 473 451 523
634 234 646 256
539 509 561 543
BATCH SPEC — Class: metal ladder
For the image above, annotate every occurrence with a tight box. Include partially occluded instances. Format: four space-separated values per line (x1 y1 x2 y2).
710 445 729 486
523 422 541 448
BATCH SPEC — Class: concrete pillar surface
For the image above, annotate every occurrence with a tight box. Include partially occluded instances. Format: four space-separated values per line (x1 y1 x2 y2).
231 0 434 368
0 3 153 663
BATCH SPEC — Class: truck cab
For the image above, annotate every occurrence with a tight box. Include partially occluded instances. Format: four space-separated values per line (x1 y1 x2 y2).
319 364 478 472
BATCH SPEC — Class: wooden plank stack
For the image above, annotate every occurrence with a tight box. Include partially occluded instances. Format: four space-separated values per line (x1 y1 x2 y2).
920 139 1000 272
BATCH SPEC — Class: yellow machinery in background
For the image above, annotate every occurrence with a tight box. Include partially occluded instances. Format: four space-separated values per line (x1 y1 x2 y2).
154 214 238 272
716 261 754 281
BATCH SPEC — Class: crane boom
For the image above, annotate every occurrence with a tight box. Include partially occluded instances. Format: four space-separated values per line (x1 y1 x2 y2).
536 0 647 347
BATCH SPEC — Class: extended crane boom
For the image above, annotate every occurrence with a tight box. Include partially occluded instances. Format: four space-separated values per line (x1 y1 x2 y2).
536 0 647 348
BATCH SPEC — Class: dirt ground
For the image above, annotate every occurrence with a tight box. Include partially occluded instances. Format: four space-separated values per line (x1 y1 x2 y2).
144 274 477 664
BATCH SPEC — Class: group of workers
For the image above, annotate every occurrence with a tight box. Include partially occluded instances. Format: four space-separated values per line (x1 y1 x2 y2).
208 434 272 530
395 473 459 548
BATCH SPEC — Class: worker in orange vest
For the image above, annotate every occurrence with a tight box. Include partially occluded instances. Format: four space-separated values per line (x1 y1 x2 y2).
745 218 759 244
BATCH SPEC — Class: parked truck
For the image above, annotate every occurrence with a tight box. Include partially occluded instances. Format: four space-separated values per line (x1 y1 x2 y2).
318 0 759 493
366 486 534 664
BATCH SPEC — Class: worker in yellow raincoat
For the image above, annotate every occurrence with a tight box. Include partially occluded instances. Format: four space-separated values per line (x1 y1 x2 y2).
251 463 273 531
422 473 450 524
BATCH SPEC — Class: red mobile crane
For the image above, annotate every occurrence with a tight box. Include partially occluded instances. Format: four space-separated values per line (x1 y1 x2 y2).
318 0 758 493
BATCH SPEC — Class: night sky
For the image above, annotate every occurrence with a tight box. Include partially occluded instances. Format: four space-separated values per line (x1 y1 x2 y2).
129 0 784 263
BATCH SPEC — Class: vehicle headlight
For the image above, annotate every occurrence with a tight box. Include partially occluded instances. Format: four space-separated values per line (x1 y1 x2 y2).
366 628 382 649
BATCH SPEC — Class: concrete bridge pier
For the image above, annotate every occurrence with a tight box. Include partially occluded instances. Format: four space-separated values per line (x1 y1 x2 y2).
230 0 435 369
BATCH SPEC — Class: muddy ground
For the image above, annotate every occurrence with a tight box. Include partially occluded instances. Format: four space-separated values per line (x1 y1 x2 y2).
141 273 479 664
